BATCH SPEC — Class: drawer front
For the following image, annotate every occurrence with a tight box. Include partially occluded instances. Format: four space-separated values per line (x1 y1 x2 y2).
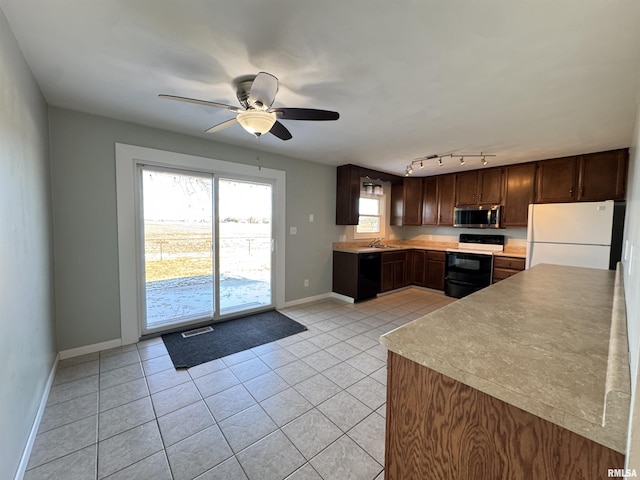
427 250 446 262
493 256 525 271
382 251 407 263
493 268 521 282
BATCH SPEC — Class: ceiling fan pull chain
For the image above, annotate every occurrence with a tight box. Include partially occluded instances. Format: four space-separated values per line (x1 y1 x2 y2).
256 136 262 171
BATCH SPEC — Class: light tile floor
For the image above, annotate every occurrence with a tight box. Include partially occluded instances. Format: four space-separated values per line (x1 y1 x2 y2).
25 288 455 480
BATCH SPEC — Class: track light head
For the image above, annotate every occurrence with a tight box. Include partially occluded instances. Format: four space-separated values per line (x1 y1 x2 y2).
459 157 465 166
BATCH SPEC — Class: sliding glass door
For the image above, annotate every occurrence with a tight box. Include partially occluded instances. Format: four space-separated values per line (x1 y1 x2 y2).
141 167 214 330
139 166 274 334
218 178 273 315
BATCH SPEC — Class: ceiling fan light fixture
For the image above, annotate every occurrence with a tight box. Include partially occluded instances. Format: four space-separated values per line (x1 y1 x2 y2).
237 110 277 136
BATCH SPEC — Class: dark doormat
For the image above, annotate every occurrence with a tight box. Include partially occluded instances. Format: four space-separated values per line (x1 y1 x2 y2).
161 310 307 369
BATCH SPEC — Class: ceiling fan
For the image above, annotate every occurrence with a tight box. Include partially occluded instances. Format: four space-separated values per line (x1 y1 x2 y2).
159 72 340 140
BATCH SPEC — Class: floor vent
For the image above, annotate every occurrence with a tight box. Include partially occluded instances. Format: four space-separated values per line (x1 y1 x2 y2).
181 326 213 338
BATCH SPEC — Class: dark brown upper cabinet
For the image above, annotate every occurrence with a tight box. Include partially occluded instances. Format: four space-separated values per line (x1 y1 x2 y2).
421 176 438 225
535 155 578 203
336 164 361 225
455 168 503 206
535 149 628 204
401 178 424 226
422 174 456 226
502 163 536 227
455 171 478 206
577 149 628 201
437 174 456 225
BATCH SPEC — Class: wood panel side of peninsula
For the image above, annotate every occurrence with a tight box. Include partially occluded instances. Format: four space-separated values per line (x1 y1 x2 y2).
385 351 623 480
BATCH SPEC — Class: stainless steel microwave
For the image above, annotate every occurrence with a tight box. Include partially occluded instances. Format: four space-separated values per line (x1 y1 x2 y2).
453 205 502 229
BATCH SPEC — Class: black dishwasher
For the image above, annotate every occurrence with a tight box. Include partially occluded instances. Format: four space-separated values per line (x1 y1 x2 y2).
357 253 381 301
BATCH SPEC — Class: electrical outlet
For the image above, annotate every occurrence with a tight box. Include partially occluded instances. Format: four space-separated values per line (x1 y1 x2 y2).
309 214 314 222
304 279 309 287
290 227 297 235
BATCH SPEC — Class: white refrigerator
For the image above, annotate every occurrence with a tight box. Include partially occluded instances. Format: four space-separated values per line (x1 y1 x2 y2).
526 200 614 270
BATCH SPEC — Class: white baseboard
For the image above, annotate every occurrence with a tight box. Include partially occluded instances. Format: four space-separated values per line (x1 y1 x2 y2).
14 353 59 480
282 292 334 308
330 292 355 303
59 338 122 360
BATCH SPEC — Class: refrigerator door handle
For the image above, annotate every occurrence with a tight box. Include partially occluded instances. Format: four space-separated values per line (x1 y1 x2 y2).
525 203 534 269
526 204 534 243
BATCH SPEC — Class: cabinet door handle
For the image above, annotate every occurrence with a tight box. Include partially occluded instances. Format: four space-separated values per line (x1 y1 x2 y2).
569 188 573 195
479 192 482 202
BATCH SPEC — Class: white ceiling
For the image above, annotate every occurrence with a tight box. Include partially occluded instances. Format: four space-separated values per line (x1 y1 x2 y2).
2 0 640 176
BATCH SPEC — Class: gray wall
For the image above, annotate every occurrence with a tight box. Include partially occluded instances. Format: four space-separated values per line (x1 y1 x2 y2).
0 10 57 478
48 107 341 351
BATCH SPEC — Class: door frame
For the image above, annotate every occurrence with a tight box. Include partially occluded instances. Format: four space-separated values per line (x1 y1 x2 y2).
116 143 286 345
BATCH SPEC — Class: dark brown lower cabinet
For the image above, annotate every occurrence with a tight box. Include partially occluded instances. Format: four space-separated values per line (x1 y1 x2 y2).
333 249 445 297
394 250 445 292
381 251 409 292
410 250 426 286
425 251 445 290
385 351 624 480
493 256 526 283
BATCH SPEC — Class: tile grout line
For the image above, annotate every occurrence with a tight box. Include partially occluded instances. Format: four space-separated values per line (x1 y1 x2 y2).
27 290 450 479
136 346 174 480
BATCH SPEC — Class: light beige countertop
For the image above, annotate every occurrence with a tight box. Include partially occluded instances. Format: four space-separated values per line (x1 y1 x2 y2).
333 240 527 257
380 263 630 453
332 240 456 254
494 246 526 258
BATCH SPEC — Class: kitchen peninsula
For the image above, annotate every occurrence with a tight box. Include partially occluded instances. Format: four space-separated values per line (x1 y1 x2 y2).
380 263 630 479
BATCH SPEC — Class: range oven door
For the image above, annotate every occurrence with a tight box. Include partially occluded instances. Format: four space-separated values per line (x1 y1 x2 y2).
444 251 493 298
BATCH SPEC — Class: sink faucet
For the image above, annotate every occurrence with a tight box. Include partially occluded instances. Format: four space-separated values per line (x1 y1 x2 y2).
369 238 384 247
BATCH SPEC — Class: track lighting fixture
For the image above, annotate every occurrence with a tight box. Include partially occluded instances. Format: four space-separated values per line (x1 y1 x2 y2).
404 152 496 176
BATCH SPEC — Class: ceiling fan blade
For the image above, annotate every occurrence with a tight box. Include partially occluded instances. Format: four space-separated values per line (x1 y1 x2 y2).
205 117 238 133
248 72 279 109
159 94 241 112
269 121 293 141
272 108 339 121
